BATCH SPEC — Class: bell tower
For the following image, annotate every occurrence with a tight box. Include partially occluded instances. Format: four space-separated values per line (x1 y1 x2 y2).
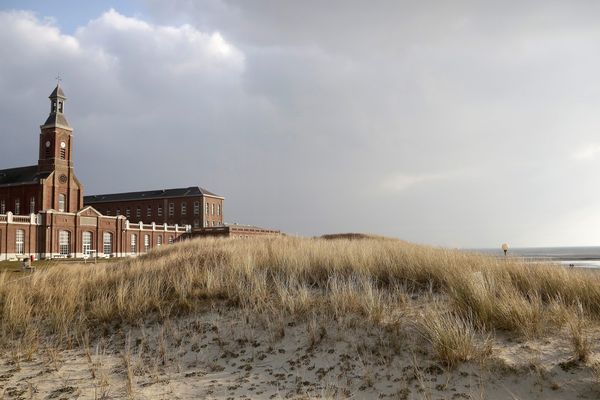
37 83 83 212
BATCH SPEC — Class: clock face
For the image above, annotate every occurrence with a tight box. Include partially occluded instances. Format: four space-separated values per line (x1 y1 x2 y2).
60 142 66 149
45 141 51 148
59 175 68 184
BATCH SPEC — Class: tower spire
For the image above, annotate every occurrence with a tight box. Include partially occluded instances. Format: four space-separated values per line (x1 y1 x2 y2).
43 81 71 130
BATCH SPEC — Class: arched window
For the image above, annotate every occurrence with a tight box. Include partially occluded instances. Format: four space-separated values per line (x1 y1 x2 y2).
58 194 66 212
144 234 150 252
168 236 174 245
130 234 137 254
82 232 93 256
15 229 25 255
59 230 70 256
157 235 163 247
103 232 113 256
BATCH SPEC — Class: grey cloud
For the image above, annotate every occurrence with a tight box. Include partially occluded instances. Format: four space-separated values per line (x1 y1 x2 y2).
3 2 600 246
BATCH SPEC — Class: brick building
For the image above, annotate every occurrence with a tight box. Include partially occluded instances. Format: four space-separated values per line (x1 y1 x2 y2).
84 187 224 229
0 84 189 260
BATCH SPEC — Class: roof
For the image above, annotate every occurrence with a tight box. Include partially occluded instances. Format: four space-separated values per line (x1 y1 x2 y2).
0 165 50 187
49 84 66 99
84 186 223 203
42 113 71 129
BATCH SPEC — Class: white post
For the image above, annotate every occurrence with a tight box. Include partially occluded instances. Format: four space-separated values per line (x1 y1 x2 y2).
7 211 12 223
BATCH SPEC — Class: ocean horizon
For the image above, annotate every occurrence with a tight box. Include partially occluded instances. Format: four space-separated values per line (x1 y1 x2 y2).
468 246 600 269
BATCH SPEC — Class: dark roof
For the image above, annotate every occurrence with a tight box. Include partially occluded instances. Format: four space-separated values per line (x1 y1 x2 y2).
49 84 66 99
43 113 71 128
84 186 223 203
0 165 50 186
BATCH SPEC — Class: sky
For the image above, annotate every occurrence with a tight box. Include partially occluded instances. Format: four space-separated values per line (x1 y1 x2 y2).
1 1 600 248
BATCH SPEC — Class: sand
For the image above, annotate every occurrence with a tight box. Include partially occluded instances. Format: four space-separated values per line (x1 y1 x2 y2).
1 306 599 399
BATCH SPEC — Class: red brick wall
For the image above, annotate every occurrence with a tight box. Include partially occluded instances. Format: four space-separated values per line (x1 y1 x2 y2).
86 195 224 229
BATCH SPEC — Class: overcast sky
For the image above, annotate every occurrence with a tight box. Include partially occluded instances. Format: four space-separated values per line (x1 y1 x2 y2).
2 1 600 248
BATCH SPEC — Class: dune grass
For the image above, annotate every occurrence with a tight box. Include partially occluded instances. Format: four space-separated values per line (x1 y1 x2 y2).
0 235 599 367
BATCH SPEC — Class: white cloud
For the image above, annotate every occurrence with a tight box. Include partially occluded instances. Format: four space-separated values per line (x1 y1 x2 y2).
572 144 600 161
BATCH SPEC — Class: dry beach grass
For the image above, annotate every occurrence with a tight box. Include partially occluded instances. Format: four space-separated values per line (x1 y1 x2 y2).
1 236 600 398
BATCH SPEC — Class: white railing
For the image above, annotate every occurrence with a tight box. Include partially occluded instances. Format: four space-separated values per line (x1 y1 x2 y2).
0 212 36 224
125 220 190 233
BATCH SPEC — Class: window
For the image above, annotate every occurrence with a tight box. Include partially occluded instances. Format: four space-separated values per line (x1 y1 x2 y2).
169 203 174 216
116 209 121 216
194 219 200 228
147 206 152 218
103 232 113 256
217 204 221 216
136 207 141 219
15 230 25 255
58 194 66 212
157 205 163 217
82 232 92 256
181 202 187 215
0 199 5 214
211 204 215 215
130 234 137 254
106 209 111 216
15 199 20 215
205 221 208 227
126 208 130 218
60 147 66 160
58 101 63 113
157 235 163 247
168 236 174 245
59 231 70 256
194 201 200 215
144 234 150 252
45 146 51 158
205 203 209 214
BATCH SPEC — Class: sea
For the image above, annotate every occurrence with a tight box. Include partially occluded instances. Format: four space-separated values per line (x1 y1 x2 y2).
468 247 600 269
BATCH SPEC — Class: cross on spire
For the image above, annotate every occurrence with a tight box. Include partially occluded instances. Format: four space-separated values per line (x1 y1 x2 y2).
55 74 62 85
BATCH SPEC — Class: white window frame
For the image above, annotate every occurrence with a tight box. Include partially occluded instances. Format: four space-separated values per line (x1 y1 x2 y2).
169 203 174 216
130 234 137 254
29 197 35 214
144 234 150 252
103 232 113 256
15 229 25 255
194 201 200 215
58 194 65 212
0 199 5 214
147 206 152 218
82 232 93 256
15 199 20 215
168 236 174 245
181 202 187 216
157 205 163 217
157 235 162 247
136 207 141 219
59 230 70 256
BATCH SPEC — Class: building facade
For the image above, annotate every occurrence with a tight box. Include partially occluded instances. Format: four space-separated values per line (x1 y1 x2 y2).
84 187 224 229
0 84 189 260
